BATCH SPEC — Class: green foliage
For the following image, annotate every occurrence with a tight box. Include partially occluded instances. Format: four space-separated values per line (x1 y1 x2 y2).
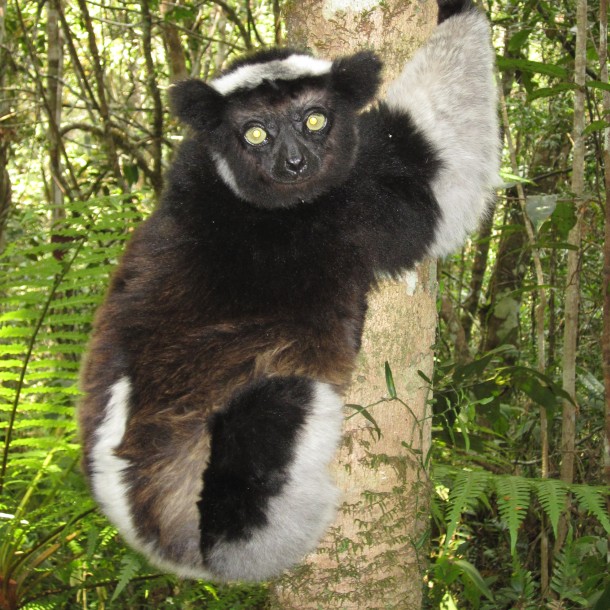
434 469 609 555
494 476 531 555
430 467 610 609
533 478 567 538
441 469 490 547
572 485 610 534
550 535 609 606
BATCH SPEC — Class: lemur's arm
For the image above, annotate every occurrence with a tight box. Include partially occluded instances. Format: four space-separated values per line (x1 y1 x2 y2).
384 0 500 258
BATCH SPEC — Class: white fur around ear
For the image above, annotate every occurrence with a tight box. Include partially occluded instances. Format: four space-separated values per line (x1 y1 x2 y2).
386 9 500 258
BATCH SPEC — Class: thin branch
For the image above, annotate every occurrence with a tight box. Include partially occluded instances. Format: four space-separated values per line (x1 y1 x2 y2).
14 0 81 199
75 0 127 190
210 0 252 49
141 0 164 195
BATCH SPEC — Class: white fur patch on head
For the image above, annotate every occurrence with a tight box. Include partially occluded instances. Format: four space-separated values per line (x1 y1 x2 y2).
385 9 501 258
206 381 344 581
211 55 332 96
90 377 212 580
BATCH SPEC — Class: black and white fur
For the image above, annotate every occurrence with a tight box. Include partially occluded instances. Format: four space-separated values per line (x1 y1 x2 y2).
79 0 499 582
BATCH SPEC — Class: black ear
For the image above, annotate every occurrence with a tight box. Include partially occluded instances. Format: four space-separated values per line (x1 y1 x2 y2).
331 51 382 108
169 79 226 132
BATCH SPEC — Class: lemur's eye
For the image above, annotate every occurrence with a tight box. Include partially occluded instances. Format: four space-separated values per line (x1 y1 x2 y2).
244 126 267 146
305 112 327 132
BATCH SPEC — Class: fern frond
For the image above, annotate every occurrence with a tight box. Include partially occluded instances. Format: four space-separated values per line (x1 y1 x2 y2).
550 533 589 604
494 475 531 554
0 194 137 490
444 470 491 546
571 485 610 534
532 478 568 538
111 553 142 601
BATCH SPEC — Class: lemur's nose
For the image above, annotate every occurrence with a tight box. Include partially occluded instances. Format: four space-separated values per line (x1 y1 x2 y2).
285 154 306 174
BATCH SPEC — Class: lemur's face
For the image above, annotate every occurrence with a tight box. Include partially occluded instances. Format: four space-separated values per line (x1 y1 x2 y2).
169 51 382 209
235 93 331 185
218 85 359 208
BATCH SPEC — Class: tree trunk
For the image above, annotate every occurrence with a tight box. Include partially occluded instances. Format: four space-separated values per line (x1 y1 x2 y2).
599 0 610 506
47 0 64 213
141 0 164 196
556 0 587 555
161 1 188 82
461 213 494 344
0 0 11 253
480 201 528 357
273 2 437 608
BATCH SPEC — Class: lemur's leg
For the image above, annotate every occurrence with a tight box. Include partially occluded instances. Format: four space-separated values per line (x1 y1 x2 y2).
199 375 343 581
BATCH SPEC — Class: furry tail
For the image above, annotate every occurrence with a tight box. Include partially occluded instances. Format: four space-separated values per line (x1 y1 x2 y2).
199 376 343 581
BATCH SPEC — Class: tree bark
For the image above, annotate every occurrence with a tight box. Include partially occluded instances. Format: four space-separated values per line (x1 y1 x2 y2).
47 0 64 213
0 0 12 252
141 0 164 196
161 1 189 82
273 2 437 608
556 0 587 555
599 0 610 501
461 213 493 344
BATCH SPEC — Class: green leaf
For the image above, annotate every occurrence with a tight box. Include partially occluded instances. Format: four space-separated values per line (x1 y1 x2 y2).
526 195 557 226
592 581 610 610
111 554 141 601
528 83 577 101
495 476 531 555
507 29 531 52
583 120 610 136
385 361 397 399
417 369 432 384
533 479 567 538
344 404 382 439
572 485 610 534
444 470 490 547
499 170 535 186
454 559 495 601
496 56 569 79
587 80 610 93
551 201 577 238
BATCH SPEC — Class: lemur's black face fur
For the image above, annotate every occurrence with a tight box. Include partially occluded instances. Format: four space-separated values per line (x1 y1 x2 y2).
170 50 382 209
219 83 359 208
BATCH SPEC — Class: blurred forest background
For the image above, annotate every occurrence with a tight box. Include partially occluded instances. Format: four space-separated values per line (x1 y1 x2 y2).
1 0 610 608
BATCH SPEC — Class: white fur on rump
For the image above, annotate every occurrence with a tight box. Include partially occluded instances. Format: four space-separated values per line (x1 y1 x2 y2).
90 378 137 543
206 381 344 581
385 9 500 258
90 377 212 579
211 55 332 96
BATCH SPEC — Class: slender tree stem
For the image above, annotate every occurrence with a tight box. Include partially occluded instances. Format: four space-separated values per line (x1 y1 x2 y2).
500 87 550 594
555 0 588 557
